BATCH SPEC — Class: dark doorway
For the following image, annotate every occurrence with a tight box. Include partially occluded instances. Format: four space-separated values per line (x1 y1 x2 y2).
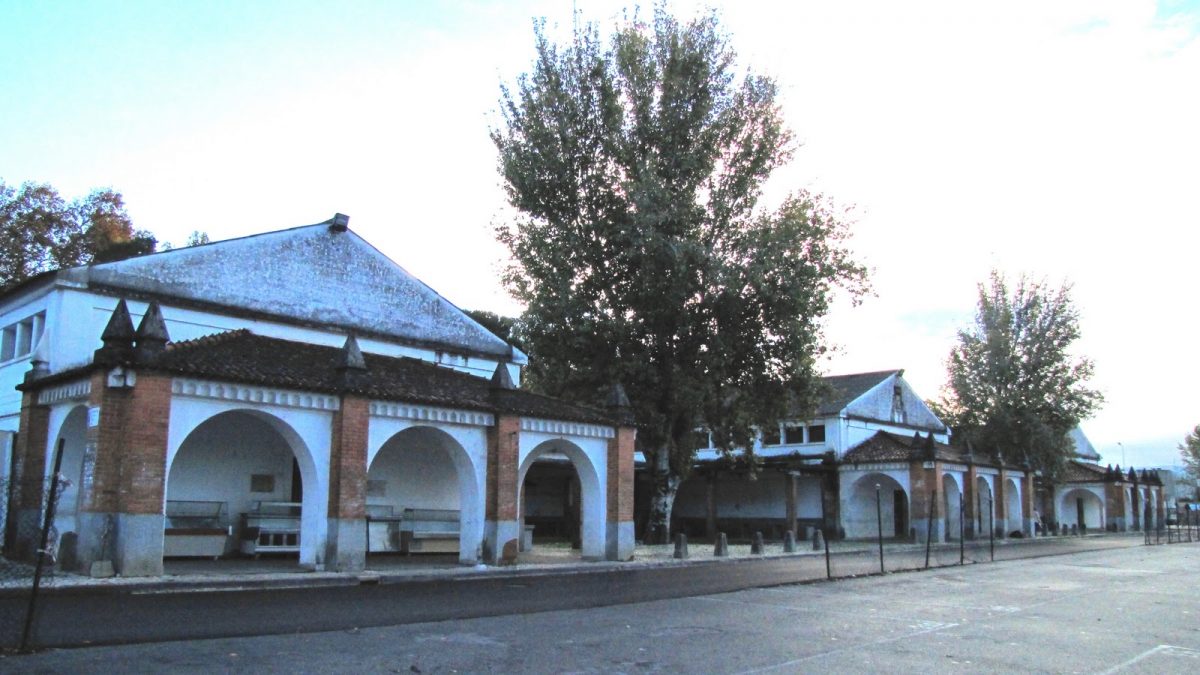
291 458 303 503
1077 497 1085 529
893 490 908 538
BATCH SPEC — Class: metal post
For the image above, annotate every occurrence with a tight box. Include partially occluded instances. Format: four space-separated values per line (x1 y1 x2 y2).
925 489 935 569
875 483 884 574
823 526 832 580
959 490 965 565
988 494 995 562
21 439 65 653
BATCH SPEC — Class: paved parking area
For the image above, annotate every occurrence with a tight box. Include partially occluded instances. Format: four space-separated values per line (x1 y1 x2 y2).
5 542 1199 673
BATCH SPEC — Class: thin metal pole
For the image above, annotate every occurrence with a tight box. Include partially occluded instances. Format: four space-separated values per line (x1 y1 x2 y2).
875 484 884 574
925 489 935 569
988 495 995 562
21 439 65 653
959 490 965 565
823 526 831 580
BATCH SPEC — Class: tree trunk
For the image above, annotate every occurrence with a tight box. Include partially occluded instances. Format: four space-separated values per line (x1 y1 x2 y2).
645 449 682 544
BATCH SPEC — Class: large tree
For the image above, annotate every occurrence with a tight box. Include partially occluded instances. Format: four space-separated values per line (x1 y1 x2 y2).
1181 425 1200 482
0 180 157 289
493 8 866 542
939 271 1103 478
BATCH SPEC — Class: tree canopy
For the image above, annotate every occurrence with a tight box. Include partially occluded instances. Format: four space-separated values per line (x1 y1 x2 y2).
938 271 1103 477
0 180 156 289
493 7 866 541
1180 425 1200 481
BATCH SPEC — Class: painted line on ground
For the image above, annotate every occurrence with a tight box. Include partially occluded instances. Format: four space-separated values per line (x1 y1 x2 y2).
1095 645 1200 675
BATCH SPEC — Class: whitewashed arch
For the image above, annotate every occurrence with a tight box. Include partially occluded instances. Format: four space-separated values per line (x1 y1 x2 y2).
1004 477 1022 537
1058 487 1105 531
367 424 484 564
518 438 605 560
843 472 909 540
942 473 963 541
47 404 88 545
166 399 330 566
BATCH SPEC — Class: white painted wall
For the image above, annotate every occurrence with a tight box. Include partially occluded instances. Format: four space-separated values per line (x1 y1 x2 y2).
367 417 487 563
674 473 824 520
167 396 332 566
840 469 910 539
1058 486 1105 529
166 411 297 522
367 432 461 512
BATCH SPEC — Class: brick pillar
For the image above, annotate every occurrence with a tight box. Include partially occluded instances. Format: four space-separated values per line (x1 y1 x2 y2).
77 371 172 576
326 394 368 572
995 469 1008 539
605 425 635 560
1156 487 1166 531
485 414 520 564
1022 471 1036 536
8 391 51 561
963 463 978 539
1105 480 1126 532
908 463 937 543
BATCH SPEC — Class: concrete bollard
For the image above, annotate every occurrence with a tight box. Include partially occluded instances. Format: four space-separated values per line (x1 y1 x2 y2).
813 528 824 551
783 529 797 553
1070 524 1078 536
673 533 689 559
751 531 764 554
714 532 729 557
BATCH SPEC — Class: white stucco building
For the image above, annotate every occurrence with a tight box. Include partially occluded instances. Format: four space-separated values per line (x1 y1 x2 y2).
666 370 1038 543
0 216 636 576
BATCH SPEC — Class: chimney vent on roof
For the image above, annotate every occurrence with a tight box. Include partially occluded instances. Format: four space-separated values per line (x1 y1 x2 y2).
329 213 350 232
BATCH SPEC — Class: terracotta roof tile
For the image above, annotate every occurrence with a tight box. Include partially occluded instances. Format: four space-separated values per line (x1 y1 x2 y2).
148 330 614 425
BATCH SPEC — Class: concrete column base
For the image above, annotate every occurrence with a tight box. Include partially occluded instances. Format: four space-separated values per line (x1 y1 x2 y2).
114 513 165 577
484 519 519 565
605 521 633 561
326 517 367 572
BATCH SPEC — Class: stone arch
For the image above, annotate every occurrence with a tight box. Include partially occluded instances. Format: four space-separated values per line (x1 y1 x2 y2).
165 409 321 564
1004 477 1022 537
942 473 962 541
845 473 909 540
366 425 482 563
519 439 604 560
1058 487 1104 532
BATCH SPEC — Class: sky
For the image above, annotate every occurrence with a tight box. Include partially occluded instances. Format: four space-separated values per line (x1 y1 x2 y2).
2 0 1198 468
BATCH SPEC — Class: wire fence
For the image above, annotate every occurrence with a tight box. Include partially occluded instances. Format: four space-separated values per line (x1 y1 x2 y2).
1 451 67 653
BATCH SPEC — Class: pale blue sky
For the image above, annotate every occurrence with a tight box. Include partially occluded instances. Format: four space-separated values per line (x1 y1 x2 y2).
2 1 1198 467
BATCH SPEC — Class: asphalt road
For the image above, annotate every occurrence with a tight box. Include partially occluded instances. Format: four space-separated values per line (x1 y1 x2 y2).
0 533 1160 651
0 534 1149 650
4 539 1198 673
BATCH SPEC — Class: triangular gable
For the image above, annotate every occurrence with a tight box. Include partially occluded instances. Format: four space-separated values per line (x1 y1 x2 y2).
1069 427 1101 461
841 371 946 431
59 222 522 361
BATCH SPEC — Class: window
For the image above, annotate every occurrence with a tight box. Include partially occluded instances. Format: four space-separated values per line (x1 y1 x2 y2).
250 474 275 493
761 425 781 446
807 424 826 444
783 424 805 444
0 311 45 362
891 385 906 424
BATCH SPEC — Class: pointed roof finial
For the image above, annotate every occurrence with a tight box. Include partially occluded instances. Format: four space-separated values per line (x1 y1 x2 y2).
135 301 170 362
490 362 515 390
24 336 50 383
95 299 135 365
101 299 135 345
606 382 631 409
337 335 367 371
